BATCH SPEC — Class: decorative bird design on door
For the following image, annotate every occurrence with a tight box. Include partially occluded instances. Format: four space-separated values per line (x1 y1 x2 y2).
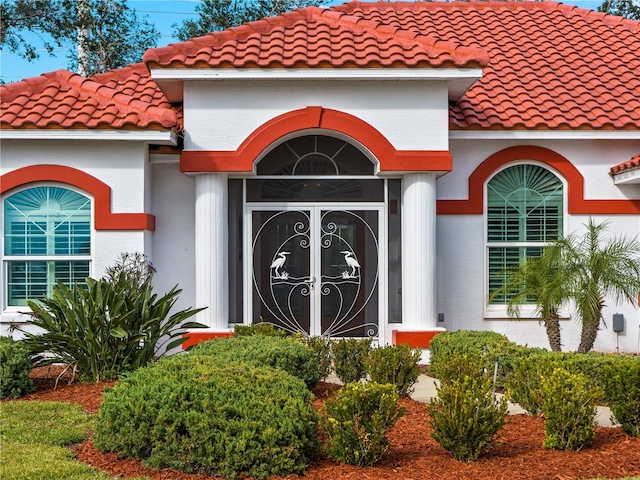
270 252 290 279
341 251 360 278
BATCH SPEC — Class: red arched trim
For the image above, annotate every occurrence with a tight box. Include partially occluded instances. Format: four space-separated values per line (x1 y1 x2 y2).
180 106 452 173
1 165 155 231
437 146 640 215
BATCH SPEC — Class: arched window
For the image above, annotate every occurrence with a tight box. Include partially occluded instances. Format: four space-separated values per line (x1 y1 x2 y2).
3 186 91 307
251 135 378 202
487 164 563 304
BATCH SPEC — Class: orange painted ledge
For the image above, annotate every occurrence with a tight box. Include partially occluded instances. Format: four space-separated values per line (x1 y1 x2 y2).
181 331 233 349
392 329 446 348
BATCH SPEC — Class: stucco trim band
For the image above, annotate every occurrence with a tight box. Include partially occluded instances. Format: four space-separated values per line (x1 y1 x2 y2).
1 165 156 231
437 145 640 215
180 107 452 173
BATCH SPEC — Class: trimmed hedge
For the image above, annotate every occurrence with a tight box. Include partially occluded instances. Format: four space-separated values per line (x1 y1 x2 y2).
233 323 287 338
427 366 507 462
504 354 549 416
190 334 320 389
366 344 422 397
299 335 333 381
598 355 640 437
430 331 640 438
541 367 601 451
0 336 33 399
95 356 318 480
429 330 527 387
321 382 404 466
333 337 372 384
506 352 603 416
506 351 640 436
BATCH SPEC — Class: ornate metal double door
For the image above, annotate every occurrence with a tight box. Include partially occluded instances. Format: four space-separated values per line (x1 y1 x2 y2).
250 206 381 337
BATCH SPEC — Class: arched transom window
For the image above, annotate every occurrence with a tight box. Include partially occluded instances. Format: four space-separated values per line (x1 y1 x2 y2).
249 135 380 202
3 186 91 307
487 164 564 304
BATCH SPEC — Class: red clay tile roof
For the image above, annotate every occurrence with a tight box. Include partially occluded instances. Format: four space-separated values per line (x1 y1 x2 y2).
328 1 640 130
3 2 639 133
610 155 640 176
91 63 172 110
1 65 180 131
143 7 489 69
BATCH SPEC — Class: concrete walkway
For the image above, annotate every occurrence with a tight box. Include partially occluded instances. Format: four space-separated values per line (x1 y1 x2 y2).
327 373 617 427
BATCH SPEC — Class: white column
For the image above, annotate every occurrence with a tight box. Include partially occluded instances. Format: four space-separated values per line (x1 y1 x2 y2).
402 172 437 329
195 173 229 330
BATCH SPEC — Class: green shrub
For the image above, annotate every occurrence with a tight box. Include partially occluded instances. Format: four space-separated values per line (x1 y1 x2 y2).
600 356 640 437
95 356 318 480
19 252 205 382
428 330 523 388
299 335 333 381
366 344 421 397
505 352 557 416
506 351 627 417
0 336 33 399
320 382 404 466
332 337 372 384
542 351 609 388
429 350 486 384
540 367 601 451
190 334 320 388
233 322 287 337
427 368 507 462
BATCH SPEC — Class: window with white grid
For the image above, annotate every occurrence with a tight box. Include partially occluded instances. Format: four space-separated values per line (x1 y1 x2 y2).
487 164 563 304
3 186 91 307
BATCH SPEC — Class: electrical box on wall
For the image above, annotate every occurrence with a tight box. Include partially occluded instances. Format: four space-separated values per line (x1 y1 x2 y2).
612 314 624 332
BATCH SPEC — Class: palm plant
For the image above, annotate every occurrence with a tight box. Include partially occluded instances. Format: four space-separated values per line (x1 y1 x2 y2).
551 219 640 353
490 246 569 351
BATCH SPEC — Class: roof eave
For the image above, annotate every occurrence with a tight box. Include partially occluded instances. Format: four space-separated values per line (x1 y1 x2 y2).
0 128 179 146
449 130 640 140
611 169 640 185
149 66 484 103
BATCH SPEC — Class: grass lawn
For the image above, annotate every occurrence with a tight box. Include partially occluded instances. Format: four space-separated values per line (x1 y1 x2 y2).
0 399 638 480
0 400 148 480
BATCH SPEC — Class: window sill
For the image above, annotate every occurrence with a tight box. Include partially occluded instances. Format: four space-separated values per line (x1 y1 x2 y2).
1 309 32 323
484 306 570 320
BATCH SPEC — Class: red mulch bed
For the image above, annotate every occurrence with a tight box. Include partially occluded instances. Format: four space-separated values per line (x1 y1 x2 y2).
13 366 640 480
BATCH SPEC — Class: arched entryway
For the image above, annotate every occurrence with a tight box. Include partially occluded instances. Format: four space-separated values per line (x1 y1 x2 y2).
228 134 401 338
189 108 446 346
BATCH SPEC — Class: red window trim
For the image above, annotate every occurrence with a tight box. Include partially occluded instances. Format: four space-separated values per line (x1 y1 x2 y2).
436 145 640 215
1 165 155 231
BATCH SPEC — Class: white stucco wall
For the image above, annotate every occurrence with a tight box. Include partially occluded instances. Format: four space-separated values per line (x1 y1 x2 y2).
436 138 640 353
183 80 450 153
0 140 151 334
149 162 197 313
438 139 639 201
2 97 638 355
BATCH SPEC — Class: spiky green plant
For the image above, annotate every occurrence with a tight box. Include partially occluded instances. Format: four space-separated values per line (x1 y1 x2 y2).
20 253 205 382
489 245 569 351
551 219 640 353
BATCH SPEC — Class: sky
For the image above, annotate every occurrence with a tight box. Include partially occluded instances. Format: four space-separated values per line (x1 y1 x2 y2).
0 0 606 84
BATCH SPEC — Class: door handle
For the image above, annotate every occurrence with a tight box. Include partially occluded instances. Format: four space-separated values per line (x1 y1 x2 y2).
304 276 316 289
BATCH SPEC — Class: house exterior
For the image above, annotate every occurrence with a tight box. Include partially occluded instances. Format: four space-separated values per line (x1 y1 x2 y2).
1 1 639 354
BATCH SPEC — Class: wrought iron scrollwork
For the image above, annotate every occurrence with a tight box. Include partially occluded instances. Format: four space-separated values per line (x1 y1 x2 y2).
252 209 378 337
